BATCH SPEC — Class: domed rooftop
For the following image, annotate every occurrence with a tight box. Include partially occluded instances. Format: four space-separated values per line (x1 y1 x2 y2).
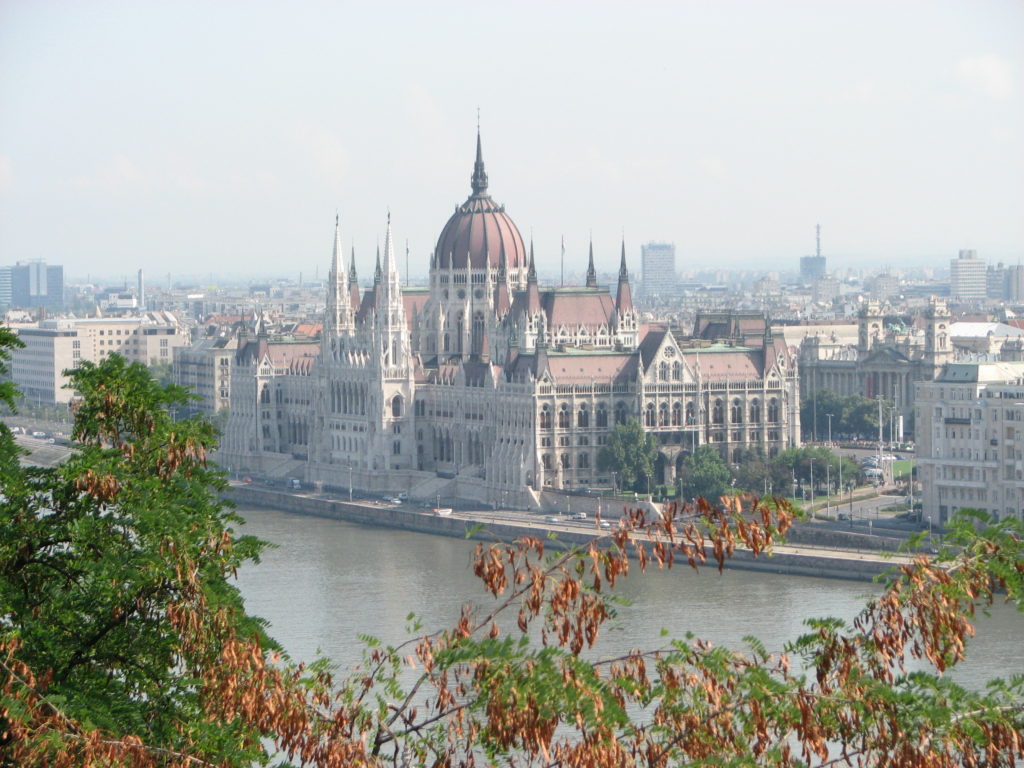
434 131 526 271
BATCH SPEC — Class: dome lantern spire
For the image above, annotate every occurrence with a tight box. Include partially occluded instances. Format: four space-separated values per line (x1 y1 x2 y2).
471 123 489 197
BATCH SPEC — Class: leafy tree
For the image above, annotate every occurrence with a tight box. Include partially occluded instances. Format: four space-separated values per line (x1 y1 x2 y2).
596 418 658 493
679 444 732 501
2 337 1023 766
801 389 888 442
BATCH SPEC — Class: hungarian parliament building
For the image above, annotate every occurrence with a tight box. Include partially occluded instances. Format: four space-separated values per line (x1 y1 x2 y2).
220 135 801 506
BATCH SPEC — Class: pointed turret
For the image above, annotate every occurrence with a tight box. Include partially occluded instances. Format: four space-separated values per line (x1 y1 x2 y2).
374 245 382 286
471 126 488 196
615 239 633 313
374 212 409 370
525 240 541 314
326 214 352 335
349 247 360 308
586 239 598 288
494 242 511 317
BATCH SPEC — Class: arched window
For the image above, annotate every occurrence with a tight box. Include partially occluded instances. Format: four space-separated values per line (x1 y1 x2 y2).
659 402 669 426
672 361 682 380
472 311 485 356
560 453 570 469
712 399 724 424
672 402 682 426
615 401 628 425
686 402 696 425
577 404 589 428
443 333 450 352
750 399 761 424
596 402 608 427
733 448 743 463
578 452 590 469
645 403 656 427
768 398 780 423
542 454 552 470
391 394 403 418
731 398 742 424
558 403 570 429
659 362 669 381
539 405 552 429
260 385 270 404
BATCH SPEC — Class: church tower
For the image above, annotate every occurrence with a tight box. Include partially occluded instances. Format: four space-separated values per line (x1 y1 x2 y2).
858 300 883 352
924 296 953 369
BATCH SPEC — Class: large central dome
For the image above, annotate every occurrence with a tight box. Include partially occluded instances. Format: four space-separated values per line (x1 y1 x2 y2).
434 132 526 271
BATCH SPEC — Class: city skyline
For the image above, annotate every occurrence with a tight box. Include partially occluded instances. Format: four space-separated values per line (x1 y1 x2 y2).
1 1 1021 279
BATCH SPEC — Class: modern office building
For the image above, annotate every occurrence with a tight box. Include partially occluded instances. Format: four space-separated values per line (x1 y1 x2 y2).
950 250 987 303
640 242 677 298
8 313 189 404
8 260 64 312
915 361 1024 525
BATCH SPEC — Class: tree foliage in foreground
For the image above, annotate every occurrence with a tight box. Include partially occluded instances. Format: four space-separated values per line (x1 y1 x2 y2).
1 347 1023 766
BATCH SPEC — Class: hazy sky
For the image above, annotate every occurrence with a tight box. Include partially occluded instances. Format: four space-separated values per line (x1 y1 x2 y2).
1 0 1022 282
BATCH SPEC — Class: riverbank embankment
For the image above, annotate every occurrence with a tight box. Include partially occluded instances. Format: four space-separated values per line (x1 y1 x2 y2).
227 485 909 583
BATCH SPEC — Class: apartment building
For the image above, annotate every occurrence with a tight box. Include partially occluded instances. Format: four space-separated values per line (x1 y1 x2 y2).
915 361 1024 526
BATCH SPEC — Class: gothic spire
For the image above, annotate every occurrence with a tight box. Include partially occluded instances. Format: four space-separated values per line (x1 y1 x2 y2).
374 244 382 286
349 247 358 283
586 238 598 288
470 125 489 196
527 240 537 284
618 238 629 282
616 237 634 314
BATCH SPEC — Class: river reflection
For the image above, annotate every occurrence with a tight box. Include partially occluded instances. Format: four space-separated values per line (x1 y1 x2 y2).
234 506 1023 689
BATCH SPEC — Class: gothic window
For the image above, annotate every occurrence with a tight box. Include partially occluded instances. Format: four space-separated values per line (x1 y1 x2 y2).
596 402 608 427
443 333 450 352
750 399 761 424
659 362 669 381
578 452 590 469
391 394 403 418
672 361 682 380
540 405 552 429
645 403 656 427
558 404 570 429
472 311 485 356
392 440 401 455
542 454 552 470
560 453 570 469
615 401 627 425
672 402 682 426
260 385 270 404
732 448 743 463
686 402 696 425
577 404 589 428
768 398 780 423
712 399 724 424
659 402 669 426
731 398 743 424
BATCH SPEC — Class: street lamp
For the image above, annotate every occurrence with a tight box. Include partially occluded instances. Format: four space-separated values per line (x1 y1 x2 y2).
826 413 833 447
348 465 353 501
808 457 815 508
646 473 651 498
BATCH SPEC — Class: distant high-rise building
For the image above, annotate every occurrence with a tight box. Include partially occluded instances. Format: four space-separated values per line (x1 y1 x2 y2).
987 262 1007 300
871 272 901 301
1006 265 1024 302
800 255 826 282
0 267 12 310
640 242 676 298
8 260 64 311
950 249 987 302
138 269 146 310
800 224 827 283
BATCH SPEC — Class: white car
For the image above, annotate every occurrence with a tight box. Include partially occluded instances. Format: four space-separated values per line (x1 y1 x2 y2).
599 520 612 529
571 512 587 520
544 515 560 523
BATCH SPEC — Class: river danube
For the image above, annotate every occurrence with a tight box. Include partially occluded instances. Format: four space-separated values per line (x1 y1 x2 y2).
234 505 1023 689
